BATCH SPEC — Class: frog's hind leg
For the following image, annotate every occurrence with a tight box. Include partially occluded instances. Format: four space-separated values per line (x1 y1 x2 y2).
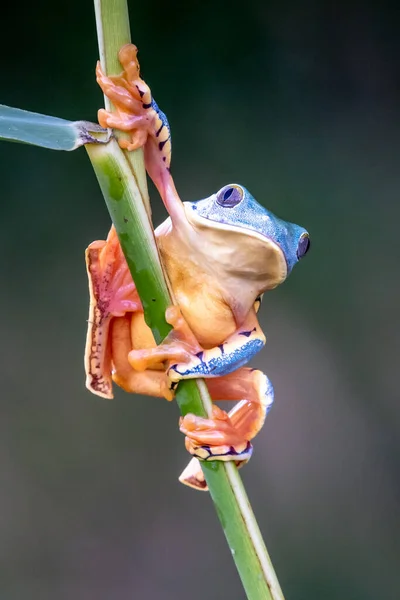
96 44 188 228
85 226 142 399
110 315 174 400
95 44 171 166
179 368 274 490
86 269 189 401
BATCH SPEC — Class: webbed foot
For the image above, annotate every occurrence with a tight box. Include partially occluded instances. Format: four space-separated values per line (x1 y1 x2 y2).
85 226 142 398
96 44 171 163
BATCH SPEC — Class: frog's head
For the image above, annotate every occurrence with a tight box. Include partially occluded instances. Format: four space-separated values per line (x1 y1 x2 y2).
184 184 310 291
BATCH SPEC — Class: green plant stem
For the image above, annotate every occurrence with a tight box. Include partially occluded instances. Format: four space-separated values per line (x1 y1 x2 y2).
88 1 285 598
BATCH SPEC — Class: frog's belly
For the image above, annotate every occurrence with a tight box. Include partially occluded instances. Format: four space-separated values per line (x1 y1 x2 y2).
157 233 237 346
176 290 236 348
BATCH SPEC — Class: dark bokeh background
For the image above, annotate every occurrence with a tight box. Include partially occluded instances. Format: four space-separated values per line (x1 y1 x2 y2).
0 2 399 599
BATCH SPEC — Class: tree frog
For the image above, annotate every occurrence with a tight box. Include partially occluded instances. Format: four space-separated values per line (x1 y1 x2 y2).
85 44 310 490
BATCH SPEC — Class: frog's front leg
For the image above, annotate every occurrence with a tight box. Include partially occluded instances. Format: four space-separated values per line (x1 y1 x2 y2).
127 305 202 372
167 308 266 386
128 306 265 387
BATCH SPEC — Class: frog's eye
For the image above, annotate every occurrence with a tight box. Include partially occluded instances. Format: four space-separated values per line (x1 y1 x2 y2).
297 233 310 259
216 185 243 208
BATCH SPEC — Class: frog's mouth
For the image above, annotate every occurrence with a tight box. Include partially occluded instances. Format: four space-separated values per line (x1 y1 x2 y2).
184 204 288 289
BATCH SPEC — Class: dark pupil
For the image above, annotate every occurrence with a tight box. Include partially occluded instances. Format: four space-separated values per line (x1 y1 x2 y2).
224 188 233 200
297 236 310 259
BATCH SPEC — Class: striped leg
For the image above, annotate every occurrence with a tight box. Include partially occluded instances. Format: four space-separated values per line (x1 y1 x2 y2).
96 44 189 228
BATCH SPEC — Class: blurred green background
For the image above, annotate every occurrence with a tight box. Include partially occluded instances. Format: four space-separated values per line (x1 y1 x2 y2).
0 1 399 599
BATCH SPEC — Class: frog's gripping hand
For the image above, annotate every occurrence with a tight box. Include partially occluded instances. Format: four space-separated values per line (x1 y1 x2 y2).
128 307 266 388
